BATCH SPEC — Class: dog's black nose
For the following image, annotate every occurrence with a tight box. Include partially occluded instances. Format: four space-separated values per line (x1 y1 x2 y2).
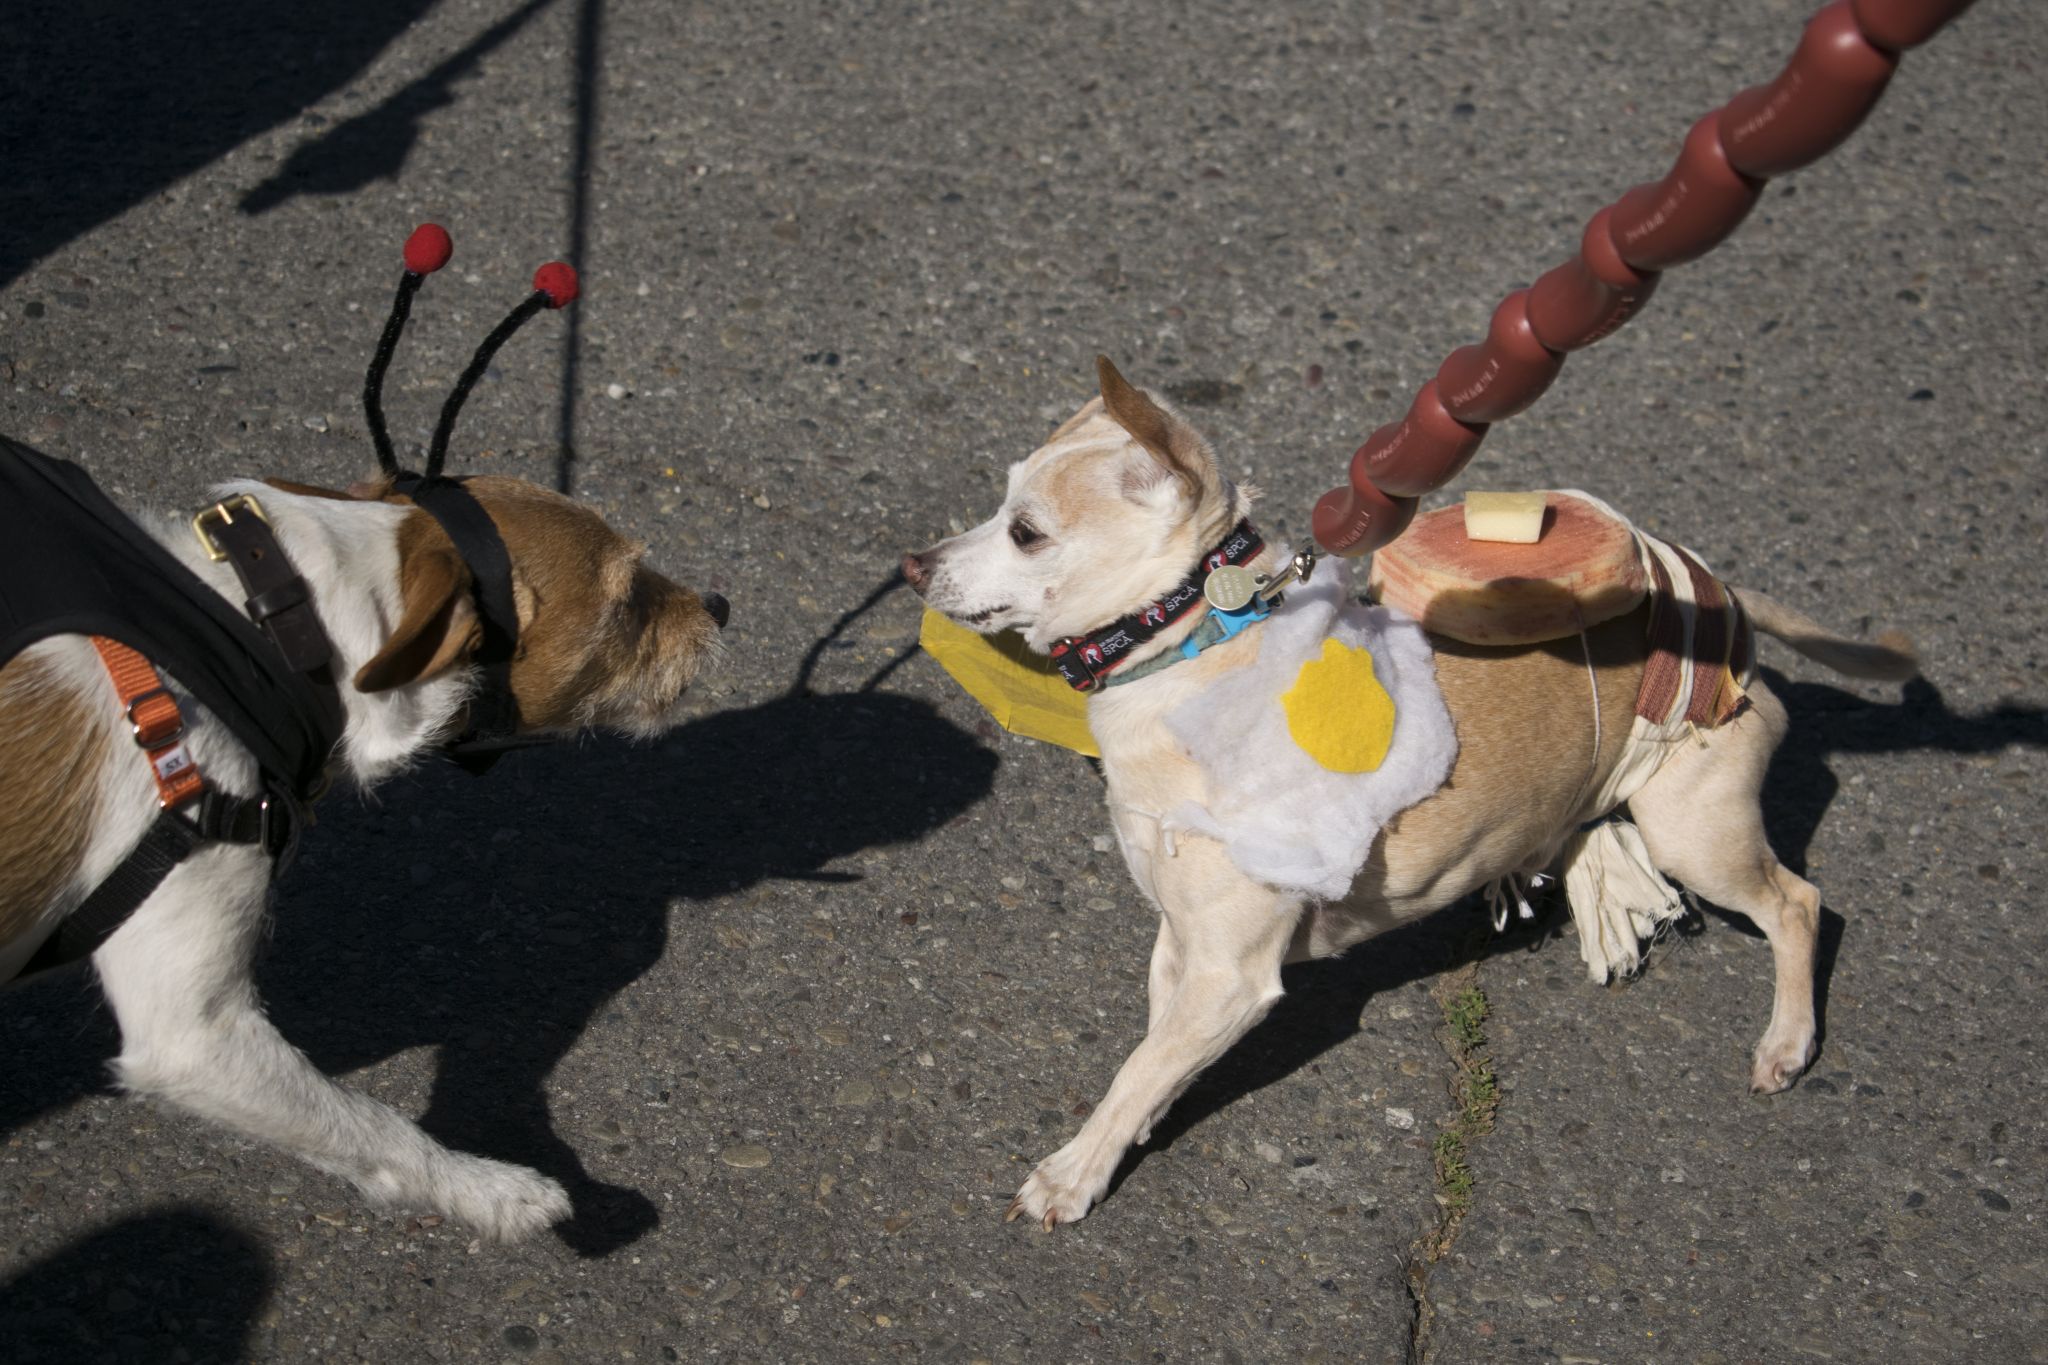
702 592 730 629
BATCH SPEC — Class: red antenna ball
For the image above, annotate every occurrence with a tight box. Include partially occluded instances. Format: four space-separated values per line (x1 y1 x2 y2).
533 262 580 309
403 223 454 276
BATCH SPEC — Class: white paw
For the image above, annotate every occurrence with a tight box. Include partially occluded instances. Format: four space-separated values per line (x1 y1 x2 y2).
1750 1029 1817 1095
427 1154 572 1240
1005 1143 1110 1231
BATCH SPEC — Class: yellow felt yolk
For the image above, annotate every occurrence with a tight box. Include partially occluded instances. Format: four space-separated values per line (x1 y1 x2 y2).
1281 639 1397 773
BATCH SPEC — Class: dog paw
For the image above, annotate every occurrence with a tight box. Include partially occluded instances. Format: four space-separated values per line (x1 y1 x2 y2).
1749 1030 1816 1095
1005 1145 1109 1231
431 1155 573 1240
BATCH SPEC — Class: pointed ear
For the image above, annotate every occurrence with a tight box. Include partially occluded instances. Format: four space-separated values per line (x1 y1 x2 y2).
1046 395 1105 444
1096 355 1216 497
353 546 482 692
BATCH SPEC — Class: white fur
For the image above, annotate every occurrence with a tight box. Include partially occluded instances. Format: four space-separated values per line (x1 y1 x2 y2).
15 484 565 1238
917 419 1225 652
1161 564 1457 900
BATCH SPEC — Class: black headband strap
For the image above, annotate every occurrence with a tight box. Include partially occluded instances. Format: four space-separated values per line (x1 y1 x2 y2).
393 474 522 765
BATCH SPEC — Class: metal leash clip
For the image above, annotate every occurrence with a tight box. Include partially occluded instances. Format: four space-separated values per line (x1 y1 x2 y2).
1204 540 1320 613
1253 541 1320 604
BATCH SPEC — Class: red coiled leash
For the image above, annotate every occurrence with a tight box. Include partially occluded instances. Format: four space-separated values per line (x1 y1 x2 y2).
1308 0 1978 558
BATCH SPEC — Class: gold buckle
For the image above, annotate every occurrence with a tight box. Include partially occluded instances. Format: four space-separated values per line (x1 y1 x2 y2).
190 493 269 561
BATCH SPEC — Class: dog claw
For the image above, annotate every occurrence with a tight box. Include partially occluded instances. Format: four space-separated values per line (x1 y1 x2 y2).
1042 1210 1058 1233
1003 1199 1024 1223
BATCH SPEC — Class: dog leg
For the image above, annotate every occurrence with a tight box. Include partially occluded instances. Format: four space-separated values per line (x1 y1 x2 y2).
94 845 570 1238
1010 848 1298 1228
1145 915 1184 1034
1626 682 1821 1093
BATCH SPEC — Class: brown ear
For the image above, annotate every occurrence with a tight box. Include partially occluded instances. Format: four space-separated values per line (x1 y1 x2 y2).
1096 355 1211 493
353 546 482 692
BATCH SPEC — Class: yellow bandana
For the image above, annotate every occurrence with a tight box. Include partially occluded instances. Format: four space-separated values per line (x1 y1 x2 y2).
918 609 1098 757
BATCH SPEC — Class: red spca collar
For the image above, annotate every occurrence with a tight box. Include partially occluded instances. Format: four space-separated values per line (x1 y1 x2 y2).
1048 519 1264 692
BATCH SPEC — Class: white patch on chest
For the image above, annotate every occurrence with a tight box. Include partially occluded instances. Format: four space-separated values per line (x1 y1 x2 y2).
1161 565 1458 901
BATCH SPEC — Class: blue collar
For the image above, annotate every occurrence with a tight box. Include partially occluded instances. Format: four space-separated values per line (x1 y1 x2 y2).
1099 597 1271 689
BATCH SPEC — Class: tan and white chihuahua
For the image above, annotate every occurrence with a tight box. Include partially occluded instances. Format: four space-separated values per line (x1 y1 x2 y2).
0 471 725 1239
905 358 1916 1229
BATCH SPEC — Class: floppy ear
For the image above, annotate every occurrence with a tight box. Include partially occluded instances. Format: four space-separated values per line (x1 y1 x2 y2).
1096 355 1216 497
353 545 482 692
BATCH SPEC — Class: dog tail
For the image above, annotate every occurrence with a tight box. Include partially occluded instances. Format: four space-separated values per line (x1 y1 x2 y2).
1732 587 1919 682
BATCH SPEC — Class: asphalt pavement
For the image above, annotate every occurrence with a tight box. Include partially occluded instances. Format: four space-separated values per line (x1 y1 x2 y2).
2 0 2044 1360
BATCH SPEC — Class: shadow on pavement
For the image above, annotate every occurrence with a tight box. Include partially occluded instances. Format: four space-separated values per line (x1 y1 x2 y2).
0 1207 272 1364
1 0 440 287
1761 671 2047 873
238 0 560 216
0 689 998 1260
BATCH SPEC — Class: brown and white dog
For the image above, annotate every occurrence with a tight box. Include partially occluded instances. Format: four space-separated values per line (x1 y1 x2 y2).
904 359 1917 1229
0 471 725 1238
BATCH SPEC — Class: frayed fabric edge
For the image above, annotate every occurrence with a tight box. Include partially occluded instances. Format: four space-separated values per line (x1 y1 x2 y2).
1558 815 1687 983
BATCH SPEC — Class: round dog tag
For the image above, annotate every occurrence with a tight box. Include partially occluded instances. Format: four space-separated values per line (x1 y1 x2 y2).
1203 564 1259 612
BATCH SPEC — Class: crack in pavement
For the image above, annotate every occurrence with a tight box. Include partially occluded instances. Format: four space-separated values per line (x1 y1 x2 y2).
1403 953 1500 1365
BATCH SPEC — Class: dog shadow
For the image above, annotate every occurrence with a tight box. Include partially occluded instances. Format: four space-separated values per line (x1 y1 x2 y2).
279 688 995 1258
1120 669 2048 1179
0 687 997 1259
1758 670 2046 873
0 1207 272 1364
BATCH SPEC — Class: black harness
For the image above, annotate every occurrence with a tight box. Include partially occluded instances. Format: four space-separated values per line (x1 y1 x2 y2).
2 223 577 979
1 437 346 978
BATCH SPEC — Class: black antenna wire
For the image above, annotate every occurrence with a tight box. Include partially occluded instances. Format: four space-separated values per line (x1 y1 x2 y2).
425 290 548 480
363 271 425 476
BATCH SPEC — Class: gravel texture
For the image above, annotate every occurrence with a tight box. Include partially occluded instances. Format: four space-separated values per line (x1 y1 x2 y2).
2 0 2043 1360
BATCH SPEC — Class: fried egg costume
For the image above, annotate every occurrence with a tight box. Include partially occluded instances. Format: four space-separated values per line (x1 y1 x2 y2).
1159 564 1457 902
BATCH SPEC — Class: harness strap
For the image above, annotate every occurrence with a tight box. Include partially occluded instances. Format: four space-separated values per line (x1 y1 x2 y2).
16 538 326 981
16 786 287 977
21 810 202 975
88 637 203 810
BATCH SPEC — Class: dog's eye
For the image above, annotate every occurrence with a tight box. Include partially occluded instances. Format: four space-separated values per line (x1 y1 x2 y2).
1009 518 1045 550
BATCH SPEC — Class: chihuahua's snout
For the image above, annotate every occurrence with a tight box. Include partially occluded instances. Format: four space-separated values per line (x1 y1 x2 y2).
701 592 731 629
901 551 931 594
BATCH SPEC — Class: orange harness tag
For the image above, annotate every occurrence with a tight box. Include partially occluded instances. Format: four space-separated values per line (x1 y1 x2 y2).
89 636 204 811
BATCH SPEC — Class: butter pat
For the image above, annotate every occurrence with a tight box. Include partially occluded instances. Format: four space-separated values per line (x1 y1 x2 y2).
1463 491 1548 544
